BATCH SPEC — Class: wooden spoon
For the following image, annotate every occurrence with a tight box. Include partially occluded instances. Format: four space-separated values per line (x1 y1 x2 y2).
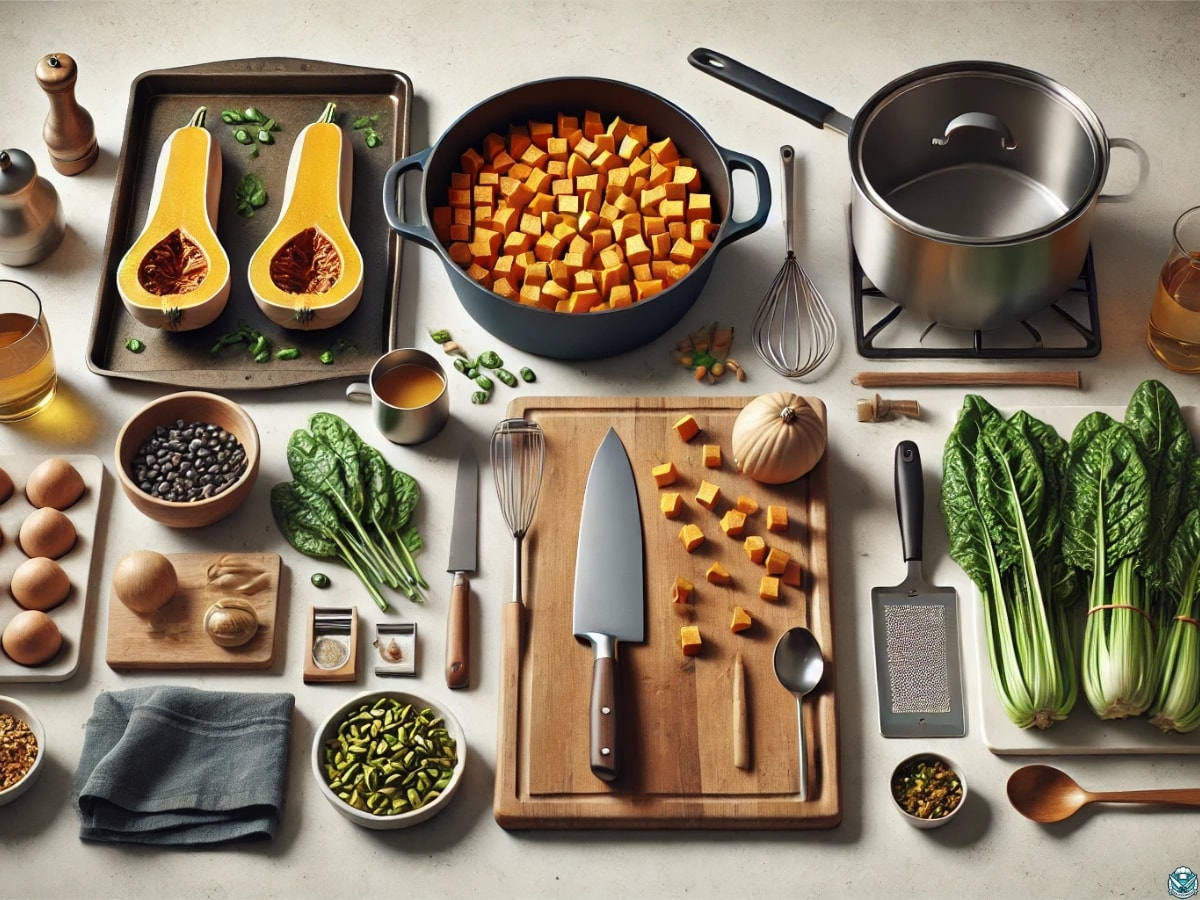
1007 764 1200 823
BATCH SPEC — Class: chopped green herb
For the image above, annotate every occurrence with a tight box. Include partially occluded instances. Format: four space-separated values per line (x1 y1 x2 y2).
124 338 146 353
234 172 268 218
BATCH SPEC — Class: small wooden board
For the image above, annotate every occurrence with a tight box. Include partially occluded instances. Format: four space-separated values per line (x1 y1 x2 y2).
106 552 281 670
494 396 840 829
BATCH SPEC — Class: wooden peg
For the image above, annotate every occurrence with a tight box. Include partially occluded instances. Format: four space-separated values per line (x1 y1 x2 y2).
35 52 98 175
856 394 921 422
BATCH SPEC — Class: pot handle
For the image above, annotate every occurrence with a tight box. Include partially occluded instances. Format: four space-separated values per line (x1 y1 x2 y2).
688 48 855 136
381 146 439 249
713 146 771 249
1098 137 1150 204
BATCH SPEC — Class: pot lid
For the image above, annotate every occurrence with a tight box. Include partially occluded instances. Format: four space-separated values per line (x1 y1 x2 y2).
0 149 38 196
849 61 1109 244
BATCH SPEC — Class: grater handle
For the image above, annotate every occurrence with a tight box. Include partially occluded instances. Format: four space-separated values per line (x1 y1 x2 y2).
894 441 924 563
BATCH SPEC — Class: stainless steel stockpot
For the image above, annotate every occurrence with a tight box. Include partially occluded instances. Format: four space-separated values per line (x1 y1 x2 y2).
690 49 1147 330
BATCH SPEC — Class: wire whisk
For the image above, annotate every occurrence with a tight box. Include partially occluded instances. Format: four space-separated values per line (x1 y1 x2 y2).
753 145 837 378
490 418 545 608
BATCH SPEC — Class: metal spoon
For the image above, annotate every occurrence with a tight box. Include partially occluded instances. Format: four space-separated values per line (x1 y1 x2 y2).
773 626 825 801
1007 764 1200 823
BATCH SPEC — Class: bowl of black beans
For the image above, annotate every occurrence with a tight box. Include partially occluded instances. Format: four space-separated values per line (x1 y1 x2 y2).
114 391 260 528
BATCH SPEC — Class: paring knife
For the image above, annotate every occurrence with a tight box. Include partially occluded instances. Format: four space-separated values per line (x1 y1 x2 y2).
445 447 478 689
573 427 645 782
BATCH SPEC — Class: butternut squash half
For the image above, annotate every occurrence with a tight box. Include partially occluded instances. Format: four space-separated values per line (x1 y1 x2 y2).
248 102 363 330
116 107 231 331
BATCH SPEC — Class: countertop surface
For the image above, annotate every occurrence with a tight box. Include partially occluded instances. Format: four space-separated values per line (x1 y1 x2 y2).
3 1 1200 897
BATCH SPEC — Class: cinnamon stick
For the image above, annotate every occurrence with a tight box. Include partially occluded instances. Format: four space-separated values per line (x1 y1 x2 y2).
852 370 1082 389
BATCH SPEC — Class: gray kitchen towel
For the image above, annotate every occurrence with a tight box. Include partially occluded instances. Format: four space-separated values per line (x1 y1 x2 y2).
72 685 295 845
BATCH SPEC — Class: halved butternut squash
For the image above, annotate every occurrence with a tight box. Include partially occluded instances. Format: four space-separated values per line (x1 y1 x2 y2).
116 107 231 330
248 102 363 330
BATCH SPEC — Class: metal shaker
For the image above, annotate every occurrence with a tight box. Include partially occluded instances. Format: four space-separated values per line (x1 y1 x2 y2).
0 148 66 267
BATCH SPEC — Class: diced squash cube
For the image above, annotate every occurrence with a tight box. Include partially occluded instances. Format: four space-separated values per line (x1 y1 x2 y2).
719 508 746 537
459 147 485 177
702 444 722 468
672 165 700 189
528 120 554 149
730 606 753 634
783 558 803 588
765 547 791 576
652 461 679 487
687 193 713 222
759 575 781 602
609 284 633 307
743 535 766 564
649 136 679 164
680 625 703 657
633 278 664 301
660 491 684 519
706 562 732 585
766 505 789 533
736 495 759 515
670 576 694 605
679 523 705 553
673 413 701 442
695 479 721 510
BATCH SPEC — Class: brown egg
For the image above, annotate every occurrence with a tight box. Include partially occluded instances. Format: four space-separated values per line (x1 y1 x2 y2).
24 457 86 510
1 609 63 666
0 466 13 504
9 556 71 611
18 508 77 560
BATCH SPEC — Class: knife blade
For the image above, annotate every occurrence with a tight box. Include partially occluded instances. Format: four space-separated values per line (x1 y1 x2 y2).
572 427 645 782
446 447 478 689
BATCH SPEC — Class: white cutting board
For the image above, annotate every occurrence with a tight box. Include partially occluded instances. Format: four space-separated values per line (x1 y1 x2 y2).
966 406 1200 756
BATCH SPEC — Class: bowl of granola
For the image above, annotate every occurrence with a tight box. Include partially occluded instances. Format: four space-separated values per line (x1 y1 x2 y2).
890 752 967 829
0 695 45 807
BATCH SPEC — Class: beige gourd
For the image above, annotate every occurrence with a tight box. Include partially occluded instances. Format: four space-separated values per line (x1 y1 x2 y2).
115 107 231 331
731 392 827 484
248 102 363 330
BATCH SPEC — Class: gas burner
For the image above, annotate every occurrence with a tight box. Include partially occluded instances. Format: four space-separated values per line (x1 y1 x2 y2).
850 247 1101 360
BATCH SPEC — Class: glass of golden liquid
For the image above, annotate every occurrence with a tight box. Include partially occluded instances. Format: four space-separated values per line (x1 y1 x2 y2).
1148 206 1200 373
0 280 57 422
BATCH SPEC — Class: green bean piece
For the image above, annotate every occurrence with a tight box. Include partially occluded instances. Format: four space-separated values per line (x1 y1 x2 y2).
520 366 536 383
221 109 244 124
429 329 452 345
475 374 494 392
365 131 382 149
494 368 517 387
453 357 469 375
233 128 254 145
275 347 300 360
244 106 265 123
471 390 490 405
257 129 274 145
124 338 146 353
477 350 503 369
319 350 335 365
254 349 271 364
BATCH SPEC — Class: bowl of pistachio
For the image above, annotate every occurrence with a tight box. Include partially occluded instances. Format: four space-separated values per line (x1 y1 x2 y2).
311 690 465 829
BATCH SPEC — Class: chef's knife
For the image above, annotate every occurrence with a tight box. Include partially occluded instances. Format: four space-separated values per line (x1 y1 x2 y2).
446 447 478 689
573 427 645 782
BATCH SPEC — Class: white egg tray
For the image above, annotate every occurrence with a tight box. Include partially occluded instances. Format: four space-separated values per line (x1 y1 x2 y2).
0 455 104 682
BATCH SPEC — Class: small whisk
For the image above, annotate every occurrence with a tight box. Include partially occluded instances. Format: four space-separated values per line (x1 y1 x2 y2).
490 418 545 610
753 145 837 378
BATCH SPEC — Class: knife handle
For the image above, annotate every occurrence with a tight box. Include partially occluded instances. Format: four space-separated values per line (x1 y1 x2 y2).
446 572 470 689
589 654 619 782
894 441 924 563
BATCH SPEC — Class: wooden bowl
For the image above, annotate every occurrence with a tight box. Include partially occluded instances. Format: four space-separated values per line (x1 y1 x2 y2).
114 391 260 528
0 695 46 807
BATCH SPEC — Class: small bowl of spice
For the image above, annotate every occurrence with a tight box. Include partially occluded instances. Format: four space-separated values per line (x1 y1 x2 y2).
312 690 465 830
115 391 260 528
0 695 46 807
890 752 967 829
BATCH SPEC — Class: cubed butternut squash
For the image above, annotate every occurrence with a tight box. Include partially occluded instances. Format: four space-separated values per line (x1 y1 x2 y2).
652 461 679 487
670 575 694 604
680 625 703 657
679 523 705 553
765 547 791 576
736 495 759 516
706 562 732 585
673 413 700 442
702 444 722 468
730 606 753 634
743 535 766 564
719 508 746 537
766 505 789 533
783 558 803 588
695 480 721 511
660 491 684 519
759 575 781 602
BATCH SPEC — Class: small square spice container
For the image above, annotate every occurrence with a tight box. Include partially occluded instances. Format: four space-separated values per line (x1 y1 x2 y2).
374 622 417 677
304 606 358 683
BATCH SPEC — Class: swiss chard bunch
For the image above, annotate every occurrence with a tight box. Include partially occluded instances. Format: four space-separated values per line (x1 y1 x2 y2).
271 412 428 611
942 395 1079 729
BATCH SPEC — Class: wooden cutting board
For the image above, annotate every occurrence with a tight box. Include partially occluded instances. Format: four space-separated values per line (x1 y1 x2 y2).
494 396 840 829
106 552 281 670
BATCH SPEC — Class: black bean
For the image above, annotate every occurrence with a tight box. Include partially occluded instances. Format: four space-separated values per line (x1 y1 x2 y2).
132 419 248 503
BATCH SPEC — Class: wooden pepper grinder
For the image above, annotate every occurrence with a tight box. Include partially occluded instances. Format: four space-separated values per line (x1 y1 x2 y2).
35 52 98 176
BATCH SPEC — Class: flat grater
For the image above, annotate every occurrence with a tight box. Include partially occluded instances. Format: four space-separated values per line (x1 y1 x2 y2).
871 440 965 738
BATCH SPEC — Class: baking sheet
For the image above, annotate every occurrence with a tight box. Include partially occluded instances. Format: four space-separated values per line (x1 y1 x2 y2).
0 455 104 683
87 57 412 390
974 406 1200 755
